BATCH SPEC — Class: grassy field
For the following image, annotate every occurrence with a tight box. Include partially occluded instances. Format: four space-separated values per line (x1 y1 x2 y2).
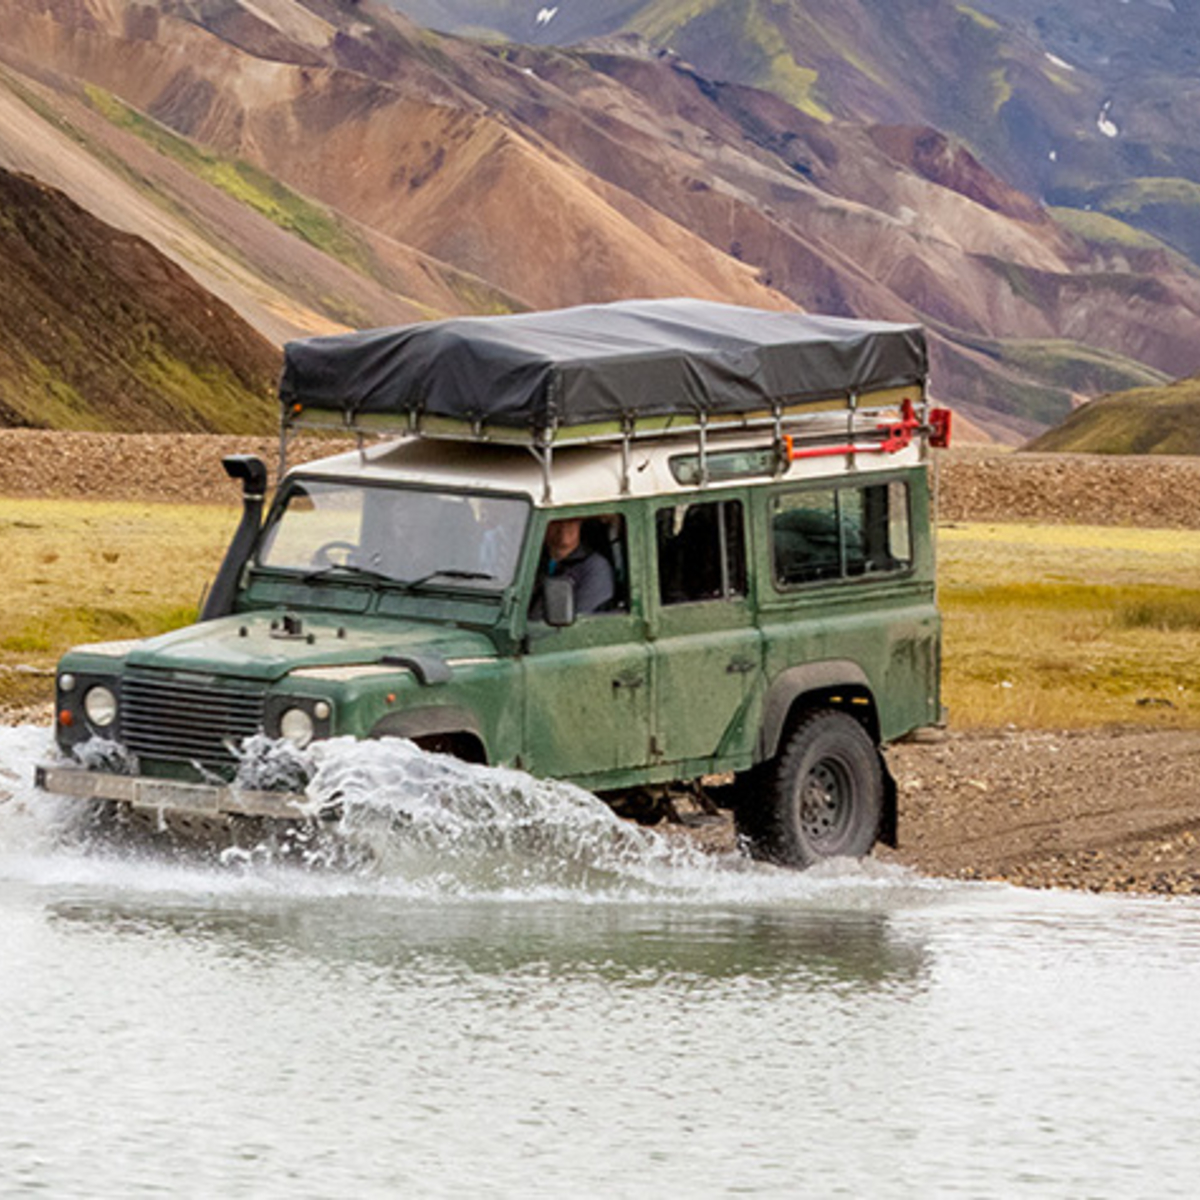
3 499 1199 728
940 523 1200 728
0 499 239 709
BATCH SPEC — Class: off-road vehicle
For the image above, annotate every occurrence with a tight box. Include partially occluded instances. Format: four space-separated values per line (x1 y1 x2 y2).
36 299 949 865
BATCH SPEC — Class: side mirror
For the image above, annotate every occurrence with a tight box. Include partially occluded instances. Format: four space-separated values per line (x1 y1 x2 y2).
542 575 576 627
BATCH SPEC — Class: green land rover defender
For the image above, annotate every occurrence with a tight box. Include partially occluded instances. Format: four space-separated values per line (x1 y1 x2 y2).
36 299 949 866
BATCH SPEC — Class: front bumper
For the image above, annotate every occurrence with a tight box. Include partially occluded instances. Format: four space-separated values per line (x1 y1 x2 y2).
35 763 314 822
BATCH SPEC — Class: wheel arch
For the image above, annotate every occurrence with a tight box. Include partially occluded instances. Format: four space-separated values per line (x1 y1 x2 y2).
760 661 880 759
368 705 489 764
758 662 896 849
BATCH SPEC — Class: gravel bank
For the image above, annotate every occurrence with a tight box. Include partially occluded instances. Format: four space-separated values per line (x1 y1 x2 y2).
5 429 1200 528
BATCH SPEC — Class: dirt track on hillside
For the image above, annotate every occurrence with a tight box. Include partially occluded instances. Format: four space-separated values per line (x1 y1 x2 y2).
3 430 1199 895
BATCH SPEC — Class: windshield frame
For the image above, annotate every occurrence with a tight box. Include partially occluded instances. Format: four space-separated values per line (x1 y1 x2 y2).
250 473 533 598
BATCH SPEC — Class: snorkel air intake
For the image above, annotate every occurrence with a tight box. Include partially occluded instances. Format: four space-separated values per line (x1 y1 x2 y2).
200 455 268 621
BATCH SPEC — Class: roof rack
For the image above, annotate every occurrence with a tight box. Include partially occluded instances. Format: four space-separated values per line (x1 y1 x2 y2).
276 301 946 499
280 384 950 501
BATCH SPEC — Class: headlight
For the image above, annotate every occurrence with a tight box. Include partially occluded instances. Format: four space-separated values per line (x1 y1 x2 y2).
83 685 118 728
279 707 315 748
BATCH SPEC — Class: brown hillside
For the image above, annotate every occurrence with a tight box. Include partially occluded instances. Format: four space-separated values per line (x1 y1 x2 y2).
3 0 1200 438
0 167 280 431
0 61 517 345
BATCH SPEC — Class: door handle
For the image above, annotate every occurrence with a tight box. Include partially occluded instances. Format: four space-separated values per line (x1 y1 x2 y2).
613 672 645 690
726 657 756 675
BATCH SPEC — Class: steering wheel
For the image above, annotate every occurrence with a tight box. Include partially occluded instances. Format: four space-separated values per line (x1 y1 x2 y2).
312 540 361 569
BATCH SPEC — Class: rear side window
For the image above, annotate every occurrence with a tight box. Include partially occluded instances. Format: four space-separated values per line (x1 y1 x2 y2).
657 499 746 605
773 480 911 587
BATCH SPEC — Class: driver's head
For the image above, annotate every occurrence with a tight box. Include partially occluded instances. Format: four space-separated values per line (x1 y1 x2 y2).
545 518 582 564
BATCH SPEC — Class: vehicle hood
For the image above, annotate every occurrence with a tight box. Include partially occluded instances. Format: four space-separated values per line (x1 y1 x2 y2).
124 612 496 683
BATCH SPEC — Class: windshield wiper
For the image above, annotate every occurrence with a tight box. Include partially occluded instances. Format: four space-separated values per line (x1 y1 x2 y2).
405 568 497 589
300 563 396 587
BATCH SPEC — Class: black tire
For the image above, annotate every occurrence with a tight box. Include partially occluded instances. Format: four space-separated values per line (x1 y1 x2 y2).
744 710 884 867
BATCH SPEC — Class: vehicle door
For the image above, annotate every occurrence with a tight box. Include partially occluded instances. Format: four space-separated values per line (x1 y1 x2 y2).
521 510 653 780
649 492 762 769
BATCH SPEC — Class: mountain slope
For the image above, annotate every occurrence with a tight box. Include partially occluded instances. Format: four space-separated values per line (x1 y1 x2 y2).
0 167 279 431
1025 375 1200 456
398 1 1200 218
2 0 1200 440
0 62 523 344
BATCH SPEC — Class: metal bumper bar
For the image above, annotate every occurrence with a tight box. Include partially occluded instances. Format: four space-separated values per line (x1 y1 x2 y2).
35 764 312 822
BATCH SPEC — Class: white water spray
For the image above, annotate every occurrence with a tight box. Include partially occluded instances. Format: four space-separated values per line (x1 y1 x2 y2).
0 725 936 905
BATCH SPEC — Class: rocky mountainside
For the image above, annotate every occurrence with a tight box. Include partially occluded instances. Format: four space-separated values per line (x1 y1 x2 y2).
0 167 278 431
1 0 1199 439
398 0 1200 264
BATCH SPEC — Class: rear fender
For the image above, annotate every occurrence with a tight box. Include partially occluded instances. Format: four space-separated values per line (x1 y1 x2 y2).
759 661 875 759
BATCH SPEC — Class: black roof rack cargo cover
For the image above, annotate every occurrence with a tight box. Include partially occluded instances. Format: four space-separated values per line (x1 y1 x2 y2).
280 299 927 438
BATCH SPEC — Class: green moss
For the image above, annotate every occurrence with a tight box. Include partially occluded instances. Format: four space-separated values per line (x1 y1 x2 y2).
0 354 113 430
632 0 728 43
446 275 520 316
992 339 1168 395
1050 206 1174 251
983 257 1040 306
139 349 272 434
955 4 1001 31
632 0 833 121
1101 176 1200 214
747 3 833 120
988 66 1012 114
1041 61 1083 96
84 86 375 275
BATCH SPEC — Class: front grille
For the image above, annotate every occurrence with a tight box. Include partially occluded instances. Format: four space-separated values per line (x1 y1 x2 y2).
121 673 266 767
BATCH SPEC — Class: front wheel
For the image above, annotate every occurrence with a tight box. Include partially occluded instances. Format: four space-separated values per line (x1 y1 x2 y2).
741 710 884 867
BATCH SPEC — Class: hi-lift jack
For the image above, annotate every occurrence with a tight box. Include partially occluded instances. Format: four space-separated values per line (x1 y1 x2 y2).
783 398 952 461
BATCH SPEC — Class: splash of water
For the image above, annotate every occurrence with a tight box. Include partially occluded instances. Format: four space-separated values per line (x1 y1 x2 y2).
300 736 712 895
0 725 936 905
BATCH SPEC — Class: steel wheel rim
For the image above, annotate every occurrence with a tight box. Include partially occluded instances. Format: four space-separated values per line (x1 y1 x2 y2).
798 757 853 847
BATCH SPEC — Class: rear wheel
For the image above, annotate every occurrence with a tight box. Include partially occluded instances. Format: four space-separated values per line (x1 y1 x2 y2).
742 710 883 867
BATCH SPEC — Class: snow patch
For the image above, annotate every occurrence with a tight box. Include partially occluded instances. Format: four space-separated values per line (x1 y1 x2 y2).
1097 100 1120 139
535 6 559 27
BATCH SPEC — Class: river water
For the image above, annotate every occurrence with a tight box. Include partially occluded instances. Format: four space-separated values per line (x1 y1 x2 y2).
2 725 1199 1198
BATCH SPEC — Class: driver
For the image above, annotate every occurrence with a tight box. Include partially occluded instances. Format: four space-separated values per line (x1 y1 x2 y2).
530 518 614 619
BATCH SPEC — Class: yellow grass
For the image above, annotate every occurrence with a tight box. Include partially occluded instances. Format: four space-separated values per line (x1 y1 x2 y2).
0 498 239 706
3 499 1199 730
939 523 1200 728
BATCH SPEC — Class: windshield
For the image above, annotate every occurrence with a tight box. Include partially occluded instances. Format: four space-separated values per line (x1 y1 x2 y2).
256 479 529 591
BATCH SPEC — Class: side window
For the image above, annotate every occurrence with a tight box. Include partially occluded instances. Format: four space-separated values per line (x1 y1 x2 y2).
773 481 911 587
529 513 627 619
772 489 840 584
656 499 746 605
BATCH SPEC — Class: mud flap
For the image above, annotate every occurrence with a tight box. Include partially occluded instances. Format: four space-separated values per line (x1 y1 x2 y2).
879 752 898 848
